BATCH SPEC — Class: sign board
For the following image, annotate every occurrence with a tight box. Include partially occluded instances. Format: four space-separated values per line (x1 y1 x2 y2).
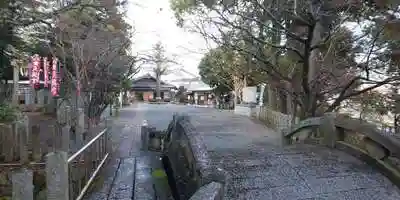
242 86 257 103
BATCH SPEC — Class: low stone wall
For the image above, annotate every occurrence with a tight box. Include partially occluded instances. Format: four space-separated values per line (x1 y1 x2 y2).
251 106 297 132
144 114 228 200
234 104 253 117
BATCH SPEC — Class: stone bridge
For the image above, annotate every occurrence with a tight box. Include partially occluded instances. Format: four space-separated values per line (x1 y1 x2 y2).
85 103 400 200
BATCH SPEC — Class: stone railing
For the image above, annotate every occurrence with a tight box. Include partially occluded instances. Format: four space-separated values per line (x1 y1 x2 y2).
141 114 227 200
281 113 400 187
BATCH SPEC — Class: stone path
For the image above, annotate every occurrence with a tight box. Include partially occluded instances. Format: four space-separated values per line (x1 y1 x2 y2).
85 103 400 200
142 104 400 200
84 104 171 200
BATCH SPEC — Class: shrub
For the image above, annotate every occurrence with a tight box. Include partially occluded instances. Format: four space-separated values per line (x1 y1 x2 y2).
0 104 18 123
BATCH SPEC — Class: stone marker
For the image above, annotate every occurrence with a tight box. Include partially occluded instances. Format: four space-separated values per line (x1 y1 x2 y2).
37 89 45 105
46 151 69 200
141 120 149 150
61 125 70 152
12 168 33 200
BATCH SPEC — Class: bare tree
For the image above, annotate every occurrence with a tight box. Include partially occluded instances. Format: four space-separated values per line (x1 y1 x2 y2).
139 42 178 101
46 0 135 124
152 42 169 100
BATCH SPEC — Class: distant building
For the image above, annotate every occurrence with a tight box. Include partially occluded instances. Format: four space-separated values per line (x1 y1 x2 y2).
170 77 214 105
129 74 177 102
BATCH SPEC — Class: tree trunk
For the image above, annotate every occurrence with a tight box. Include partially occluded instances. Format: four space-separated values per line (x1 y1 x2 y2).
156 75 161 100
12 65 19 105
279 89 288 114
291 102 298 125
285 82 294 114
394 114 399 132
267 84 275 109
232 75 245 105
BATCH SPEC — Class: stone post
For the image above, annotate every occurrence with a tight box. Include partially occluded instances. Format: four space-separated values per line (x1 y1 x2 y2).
46 89 53 105
37 89 45 105
25 88 33 105
12 168 33 200
141 120 149 150
105 118 113 152
2 124 14 162
280 128 291 147
65 106 71 125
31 125 41 161
18 122 29 164
76 108 85 148
285 81 294 116
259 83 266 106
46 152 69 200
267 84 275 109
61 125 70 153
12 65 20 105
194 92 198 105
78 108 85 132
119 92 123 107
320 113 338 148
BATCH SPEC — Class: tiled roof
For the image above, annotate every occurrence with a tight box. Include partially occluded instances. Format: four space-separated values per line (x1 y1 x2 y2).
131 74 176 89
171 78 213 92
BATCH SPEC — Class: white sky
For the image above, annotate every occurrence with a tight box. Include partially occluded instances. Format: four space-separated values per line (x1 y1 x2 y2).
126 0 211 81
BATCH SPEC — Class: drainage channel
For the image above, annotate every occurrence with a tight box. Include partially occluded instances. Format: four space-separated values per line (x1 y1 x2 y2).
161 156 180 200
134 152 179 200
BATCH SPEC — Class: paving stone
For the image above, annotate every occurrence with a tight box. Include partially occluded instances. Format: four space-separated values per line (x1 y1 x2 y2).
134 153 167 200
133 179 156 200
307 187 400 200
295 163 360 178
237 183 315 200
108 158 136 200
135 168 152 183
135 155 153 170
85 159 121 200
305 174 384 194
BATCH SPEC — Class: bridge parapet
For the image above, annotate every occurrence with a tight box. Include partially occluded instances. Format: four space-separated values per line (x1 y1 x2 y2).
281 113 400 187
142 114 228 200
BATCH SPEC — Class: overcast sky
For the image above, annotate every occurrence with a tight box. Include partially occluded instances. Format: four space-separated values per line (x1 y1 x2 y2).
126 0 211 81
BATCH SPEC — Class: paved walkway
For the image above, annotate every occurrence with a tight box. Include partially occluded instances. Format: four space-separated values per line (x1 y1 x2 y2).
86 103 400 200
85 104 168 200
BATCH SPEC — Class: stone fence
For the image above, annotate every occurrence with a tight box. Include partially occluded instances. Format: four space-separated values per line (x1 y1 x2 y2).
235 104 299 132
281 113 400 187
141 114 227 200
0 105 111 200
0 106 80 164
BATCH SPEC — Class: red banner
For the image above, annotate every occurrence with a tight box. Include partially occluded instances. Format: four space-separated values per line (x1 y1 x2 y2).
31 54 41 88
43 57 49 88
51 57 60 97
